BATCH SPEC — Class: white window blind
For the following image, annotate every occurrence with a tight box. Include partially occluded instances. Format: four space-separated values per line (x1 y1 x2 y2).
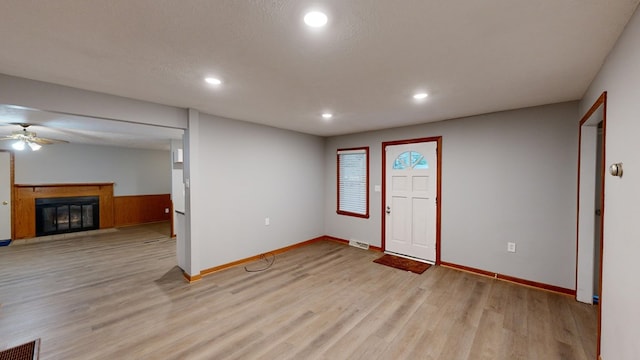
337 148 369 218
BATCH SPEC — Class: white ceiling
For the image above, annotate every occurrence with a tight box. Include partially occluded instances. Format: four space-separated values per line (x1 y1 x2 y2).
0 0 638 143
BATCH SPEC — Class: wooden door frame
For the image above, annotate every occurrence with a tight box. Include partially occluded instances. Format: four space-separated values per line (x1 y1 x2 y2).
381 136 442 264
575 91 606 357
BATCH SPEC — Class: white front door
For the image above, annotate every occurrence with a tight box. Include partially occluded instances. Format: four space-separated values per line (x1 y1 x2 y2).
0 151 11 242
385 142 437 263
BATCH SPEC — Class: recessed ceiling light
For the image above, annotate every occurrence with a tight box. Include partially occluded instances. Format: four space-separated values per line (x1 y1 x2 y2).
413 92 428 100
322 113 333 119
205 77 222 85
304 11 328 27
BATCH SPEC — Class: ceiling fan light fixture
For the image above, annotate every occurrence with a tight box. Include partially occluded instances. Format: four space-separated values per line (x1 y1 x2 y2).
1 123 68 150
12 140 25 151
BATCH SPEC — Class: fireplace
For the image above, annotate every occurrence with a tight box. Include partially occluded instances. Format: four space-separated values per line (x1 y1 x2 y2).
35 196 100 236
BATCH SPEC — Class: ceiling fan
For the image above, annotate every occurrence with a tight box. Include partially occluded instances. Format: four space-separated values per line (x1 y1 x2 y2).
0 123 68 151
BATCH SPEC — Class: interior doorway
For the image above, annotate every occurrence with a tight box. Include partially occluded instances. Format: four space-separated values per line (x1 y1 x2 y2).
576 91 606 356
0 150 12 243
0 106 185 240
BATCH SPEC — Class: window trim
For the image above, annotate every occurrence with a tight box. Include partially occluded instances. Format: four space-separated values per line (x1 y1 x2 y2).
336 146 370 218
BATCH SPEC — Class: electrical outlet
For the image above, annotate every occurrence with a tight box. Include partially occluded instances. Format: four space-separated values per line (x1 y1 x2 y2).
164 208 169 214
507 242 516 253
265 217 270 226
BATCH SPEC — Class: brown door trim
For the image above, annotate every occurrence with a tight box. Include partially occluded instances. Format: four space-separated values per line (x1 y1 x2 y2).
381 136 442 264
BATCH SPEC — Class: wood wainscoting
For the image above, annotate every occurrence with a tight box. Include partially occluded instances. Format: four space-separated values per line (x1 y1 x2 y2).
13 183 115 239
114 194 171 227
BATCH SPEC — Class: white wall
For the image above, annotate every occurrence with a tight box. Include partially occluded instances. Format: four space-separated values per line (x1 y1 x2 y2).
577 125 598 303
171 138 185 233
580 5 640 359
325 102 579 290
192 113 325 270
14 143 171 196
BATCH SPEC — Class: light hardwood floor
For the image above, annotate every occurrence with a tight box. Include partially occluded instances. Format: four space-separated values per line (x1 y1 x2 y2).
0 223 597 359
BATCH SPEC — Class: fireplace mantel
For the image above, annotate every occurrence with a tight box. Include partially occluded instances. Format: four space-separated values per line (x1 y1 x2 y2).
13 183 115 239
15 182 114 189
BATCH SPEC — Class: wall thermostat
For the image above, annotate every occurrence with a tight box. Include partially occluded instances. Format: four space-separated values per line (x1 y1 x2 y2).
173 149 183 163
609 162 623 177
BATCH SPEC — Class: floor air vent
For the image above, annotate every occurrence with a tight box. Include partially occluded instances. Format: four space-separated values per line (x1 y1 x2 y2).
349 240 369 250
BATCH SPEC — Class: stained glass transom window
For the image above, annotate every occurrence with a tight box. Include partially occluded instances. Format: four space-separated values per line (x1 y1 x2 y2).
393 151 428 170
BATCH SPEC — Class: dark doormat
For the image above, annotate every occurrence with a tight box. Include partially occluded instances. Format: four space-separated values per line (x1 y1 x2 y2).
0 339 40 360
373 254 431 274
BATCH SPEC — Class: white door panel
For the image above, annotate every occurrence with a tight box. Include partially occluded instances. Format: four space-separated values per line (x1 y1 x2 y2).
412 198 429 247
385 142 437 262
0 152 11 242
391 196 408 243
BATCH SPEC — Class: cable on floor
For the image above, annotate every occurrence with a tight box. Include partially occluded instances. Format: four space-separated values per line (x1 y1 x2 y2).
244 252 275 272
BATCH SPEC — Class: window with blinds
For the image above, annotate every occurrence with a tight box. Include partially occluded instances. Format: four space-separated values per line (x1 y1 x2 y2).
337 147 369 218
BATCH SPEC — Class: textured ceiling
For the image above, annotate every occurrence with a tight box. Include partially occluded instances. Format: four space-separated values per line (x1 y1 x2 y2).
0 0 638 140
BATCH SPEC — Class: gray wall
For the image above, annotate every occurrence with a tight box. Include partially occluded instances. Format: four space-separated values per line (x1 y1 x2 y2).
0 74 187 129
580 4 640 359
193 113 325 270
325 102 579 289
14 143 171 196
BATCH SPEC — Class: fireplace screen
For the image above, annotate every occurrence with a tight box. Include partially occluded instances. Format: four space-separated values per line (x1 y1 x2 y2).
36 196 99 236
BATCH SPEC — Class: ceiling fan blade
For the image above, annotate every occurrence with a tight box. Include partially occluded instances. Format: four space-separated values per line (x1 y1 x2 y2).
1 123 70 146
30 136 69 145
